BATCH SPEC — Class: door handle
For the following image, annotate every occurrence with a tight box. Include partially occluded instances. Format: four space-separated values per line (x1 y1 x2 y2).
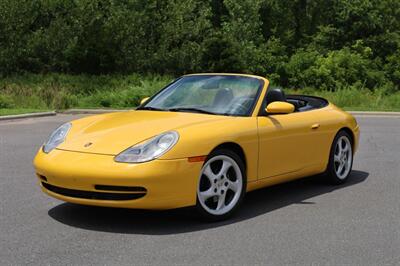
311 123 320 129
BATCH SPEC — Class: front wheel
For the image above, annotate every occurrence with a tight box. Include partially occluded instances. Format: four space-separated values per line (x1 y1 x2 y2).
325 130 354 184
196 149 246 221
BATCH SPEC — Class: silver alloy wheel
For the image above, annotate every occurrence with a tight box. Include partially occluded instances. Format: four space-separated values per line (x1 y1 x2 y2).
334 136 353 179
197 155 243 216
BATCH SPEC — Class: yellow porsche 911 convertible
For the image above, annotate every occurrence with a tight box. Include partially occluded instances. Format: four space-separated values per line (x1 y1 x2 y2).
34 73 359 220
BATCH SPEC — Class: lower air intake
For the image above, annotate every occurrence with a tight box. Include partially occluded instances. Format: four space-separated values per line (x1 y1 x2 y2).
42 182 146 201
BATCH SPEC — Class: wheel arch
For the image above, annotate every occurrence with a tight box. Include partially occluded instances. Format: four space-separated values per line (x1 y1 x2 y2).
209 142 247 171
338 127 355 151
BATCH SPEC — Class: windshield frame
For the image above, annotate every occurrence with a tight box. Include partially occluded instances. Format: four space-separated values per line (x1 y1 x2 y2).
137 74 265 117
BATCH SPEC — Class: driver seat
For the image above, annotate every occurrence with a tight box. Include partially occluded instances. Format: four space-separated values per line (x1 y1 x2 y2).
213 88 234 108
266 88 299 111
266 88 287 104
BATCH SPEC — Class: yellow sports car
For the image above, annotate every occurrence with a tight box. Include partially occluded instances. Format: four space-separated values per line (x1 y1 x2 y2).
34 73 360 220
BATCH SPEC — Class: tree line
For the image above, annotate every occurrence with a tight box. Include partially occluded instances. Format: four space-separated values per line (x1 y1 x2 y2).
0 0 399 91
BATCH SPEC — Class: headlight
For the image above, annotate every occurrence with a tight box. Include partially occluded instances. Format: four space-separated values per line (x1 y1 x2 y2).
42 123 71 153
115 131 179 163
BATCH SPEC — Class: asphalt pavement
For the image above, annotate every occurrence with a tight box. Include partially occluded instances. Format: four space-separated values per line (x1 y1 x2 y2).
0 114 399 265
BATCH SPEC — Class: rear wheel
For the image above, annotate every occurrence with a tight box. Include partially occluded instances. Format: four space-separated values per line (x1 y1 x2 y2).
196 149 246 221
325 130 353 184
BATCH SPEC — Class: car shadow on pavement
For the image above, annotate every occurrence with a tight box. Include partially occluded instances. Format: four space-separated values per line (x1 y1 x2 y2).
48 170 368 235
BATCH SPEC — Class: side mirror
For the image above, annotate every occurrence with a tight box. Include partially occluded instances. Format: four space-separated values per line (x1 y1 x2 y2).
266 101 295 114
140 97 150 105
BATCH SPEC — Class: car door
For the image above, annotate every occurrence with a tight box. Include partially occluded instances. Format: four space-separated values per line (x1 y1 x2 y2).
257 110 325 179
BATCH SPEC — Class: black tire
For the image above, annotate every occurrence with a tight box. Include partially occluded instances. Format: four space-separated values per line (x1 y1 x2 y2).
195 149 246 221
325 130 354 184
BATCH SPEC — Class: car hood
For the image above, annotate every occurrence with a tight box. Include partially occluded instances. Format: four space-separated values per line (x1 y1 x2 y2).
57 110 229 155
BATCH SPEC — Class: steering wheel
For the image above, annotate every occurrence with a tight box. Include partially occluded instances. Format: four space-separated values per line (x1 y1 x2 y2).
228 100 250 115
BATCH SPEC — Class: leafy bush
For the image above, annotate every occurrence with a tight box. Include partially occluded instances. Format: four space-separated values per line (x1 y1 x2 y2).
311 48 386 90
261 37 289 85
285 46 390 91
385 53 400 91
284 49 321 88
0 95 14 108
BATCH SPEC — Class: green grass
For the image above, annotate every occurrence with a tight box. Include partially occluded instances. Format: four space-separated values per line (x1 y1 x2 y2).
0 108 49 116
286 87 400 112
342 106 400 112
0 73 399 116
0 73 172 111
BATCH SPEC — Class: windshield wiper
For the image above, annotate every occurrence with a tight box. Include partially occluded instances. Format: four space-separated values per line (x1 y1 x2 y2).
168 107 216 115
138 106 227 116
136 106 167 111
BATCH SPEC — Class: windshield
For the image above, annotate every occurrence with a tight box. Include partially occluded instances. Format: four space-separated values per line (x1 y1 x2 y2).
139 75 263 116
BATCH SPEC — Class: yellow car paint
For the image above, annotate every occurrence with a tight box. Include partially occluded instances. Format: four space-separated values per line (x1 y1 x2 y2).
57 111 231 156
33 73 359 210
266 101 295 114
34 148 202 209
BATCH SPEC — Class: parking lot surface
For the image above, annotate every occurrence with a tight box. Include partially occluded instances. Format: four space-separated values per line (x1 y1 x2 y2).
0 114 399 265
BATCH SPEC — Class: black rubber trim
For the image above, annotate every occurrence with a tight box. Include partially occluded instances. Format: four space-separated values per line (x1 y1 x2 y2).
286 94 329 109
94 184 147 192
42 182 146 201
38 174 47 182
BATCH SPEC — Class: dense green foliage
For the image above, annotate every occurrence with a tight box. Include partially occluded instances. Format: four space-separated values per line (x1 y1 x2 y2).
0 0 399 93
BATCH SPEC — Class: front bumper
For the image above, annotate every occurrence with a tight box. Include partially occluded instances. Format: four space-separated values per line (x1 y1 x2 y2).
33 149 202 210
